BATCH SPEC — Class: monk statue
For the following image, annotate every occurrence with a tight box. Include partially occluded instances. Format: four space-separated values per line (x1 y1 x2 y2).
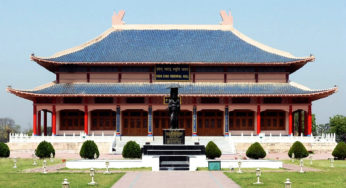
168 87 180 129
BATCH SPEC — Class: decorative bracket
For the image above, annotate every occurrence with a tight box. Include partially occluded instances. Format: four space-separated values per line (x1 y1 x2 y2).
220 10 233 26
112 10 125 26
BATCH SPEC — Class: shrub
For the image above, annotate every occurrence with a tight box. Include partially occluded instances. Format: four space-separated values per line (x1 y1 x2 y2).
80 140 100 159
246 142 266 159
288 141 309 159
122 141 141 159
35 141 55 159
205 141 222 159
332 142 346 160
0 142 10 158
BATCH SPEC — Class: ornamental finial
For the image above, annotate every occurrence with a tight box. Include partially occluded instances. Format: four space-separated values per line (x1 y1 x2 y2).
220 10 233 26
112 10 125 26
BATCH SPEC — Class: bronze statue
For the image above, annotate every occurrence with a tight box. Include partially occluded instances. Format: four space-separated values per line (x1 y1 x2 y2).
168 87 180 129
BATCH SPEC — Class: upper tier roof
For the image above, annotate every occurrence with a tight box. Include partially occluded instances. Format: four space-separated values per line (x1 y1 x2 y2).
33 25 313 64
7 82 337 101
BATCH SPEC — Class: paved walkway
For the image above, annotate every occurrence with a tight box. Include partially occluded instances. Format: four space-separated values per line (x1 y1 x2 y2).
111 171 240 188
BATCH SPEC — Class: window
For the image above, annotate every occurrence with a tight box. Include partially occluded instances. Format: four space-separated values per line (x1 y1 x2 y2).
201 97 220 104
63 97 82 104
94 97 114 104
126 97 145 103
232 97 251 104
263 97 282 104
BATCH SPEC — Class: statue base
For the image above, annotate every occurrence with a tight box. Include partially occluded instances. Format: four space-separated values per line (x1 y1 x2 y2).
163 129 185 144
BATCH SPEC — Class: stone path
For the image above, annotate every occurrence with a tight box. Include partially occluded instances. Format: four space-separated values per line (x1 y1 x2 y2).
111 171 241 188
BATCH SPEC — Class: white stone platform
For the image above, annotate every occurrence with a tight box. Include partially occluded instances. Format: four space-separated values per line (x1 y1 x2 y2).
66 157 282 171
8 133 336 154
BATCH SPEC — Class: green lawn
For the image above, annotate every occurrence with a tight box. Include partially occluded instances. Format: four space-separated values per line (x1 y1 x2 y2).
224 160 346 188
0 158 124 188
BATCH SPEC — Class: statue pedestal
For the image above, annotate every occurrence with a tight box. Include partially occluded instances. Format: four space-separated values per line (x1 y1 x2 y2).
163 129 185 144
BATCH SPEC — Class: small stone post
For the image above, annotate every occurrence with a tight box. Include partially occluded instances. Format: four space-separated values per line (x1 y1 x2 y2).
43 159 47 174
299 159 304 173
309 156 313 165
88 168 97 185
330 158 334 168
13 157 17 168
253 168 263 184
50 153 54 162
62 178 70 188
291 153 295 162
284 178 292 188
237 160 242 173
104 161 111 174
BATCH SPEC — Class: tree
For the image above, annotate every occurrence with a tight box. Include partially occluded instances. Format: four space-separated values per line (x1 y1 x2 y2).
0 118 20 142
329 115 346 143
315 123 330 136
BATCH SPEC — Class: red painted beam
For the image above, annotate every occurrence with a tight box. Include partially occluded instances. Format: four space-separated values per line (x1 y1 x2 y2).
257 105 261 135
308 104 312 135
288 105 292 135
84 105 88 135
33 104 37 136
52 105 56 135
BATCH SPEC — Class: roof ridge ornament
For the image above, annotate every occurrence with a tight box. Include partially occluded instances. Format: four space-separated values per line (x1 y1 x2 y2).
112 10 125 26
220 10 233 26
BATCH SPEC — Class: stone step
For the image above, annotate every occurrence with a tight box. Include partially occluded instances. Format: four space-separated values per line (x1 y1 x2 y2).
159 167 189 171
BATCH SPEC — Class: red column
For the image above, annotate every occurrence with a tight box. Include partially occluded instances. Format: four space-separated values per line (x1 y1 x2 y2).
37 111 41 136
33 104 37 136
308 104 312 136
298 111 302 136
52 105 56 135
84 105 88 135
288 105 292 135
257 105 261 135
44 110 47 136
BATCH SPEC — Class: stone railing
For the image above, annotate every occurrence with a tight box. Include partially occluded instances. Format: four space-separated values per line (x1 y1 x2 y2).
228 133 336 143
9 132 336 144
9 132 116 143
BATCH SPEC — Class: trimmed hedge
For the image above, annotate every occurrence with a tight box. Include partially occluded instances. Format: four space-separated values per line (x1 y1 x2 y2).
80 140 100 159
0 142 10 158
35 141 55 159
205 141 222 159
122 141 141 159
332 142 346 160
288 141 309 159
246 142 266 159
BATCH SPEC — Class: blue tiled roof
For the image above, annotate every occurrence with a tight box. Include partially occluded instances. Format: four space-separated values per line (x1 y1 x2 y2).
25 82 324 96
45 29 304 63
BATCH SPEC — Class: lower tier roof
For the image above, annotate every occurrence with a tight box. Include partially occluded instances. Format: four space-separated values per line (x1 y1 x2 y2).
7 82 337 101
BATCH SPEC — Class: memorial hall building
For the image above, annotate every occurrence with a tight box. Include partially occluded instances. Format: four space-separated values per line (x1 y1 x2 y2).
7 11 337 138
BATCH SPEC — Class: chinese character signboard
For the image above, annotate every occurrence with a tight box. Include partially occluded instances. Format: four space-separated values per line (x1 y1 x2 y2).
155 65 190 81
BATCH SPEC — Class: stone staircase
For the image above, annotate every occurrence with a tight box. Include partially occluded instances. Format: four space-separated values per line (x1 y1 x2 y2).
114 136 236 154
142 144 205 171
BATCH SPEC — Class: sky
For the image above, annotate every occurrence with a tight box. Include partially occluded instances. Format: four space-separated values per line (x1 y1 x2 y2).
0 0 345 131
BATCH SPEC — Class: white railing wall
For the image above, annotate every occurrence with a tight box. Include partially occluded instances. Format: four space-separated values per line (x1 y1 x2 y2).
9 132 336 143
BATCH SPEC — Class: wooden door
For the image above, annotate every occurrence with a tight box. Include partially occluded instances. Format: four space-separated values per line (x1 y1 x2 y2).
153 111 169 136
122 110 148 136
91 110 116 130
229 110 254 131
179 111 192 136
197 110 223 136
60 110 84 130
